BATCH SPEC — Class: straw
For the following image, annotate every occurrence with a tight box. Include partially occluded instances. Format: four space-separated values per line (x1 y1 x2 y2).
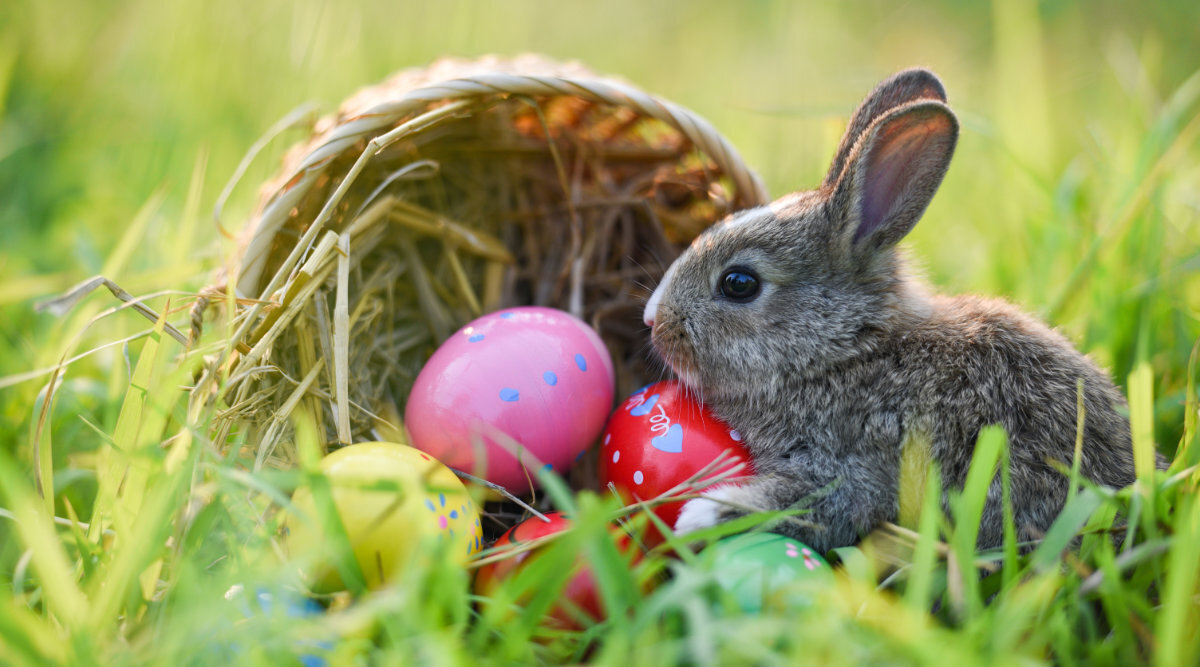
191 54 768 520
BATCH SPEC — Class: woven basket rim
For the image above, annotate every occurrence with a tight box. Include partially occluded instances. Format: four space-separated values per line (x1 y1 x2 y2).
236 61 770 298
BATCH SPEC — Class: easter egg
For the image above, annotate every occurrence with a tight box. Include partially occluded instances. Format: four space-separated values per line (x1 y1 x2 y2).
405 306 616 493
706 532 832 613
599 380 753 544
223 585 333 667
286 442 483 592
473 512 605 629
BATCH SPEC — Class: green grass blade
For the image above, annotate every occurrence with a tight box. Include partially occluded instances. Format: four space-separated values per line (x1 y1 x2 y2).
1128 363 1158 485
948 425 1006 620
904 462 944 612
1067 378 1086 507
1175 338 1199 474
1156 493 1200 667
31 373 58 517
89 306 175 542
0 447 87 629
897 429 933 530
999 442 1019 592
0 595 68 664
1028 488 1103 573
85 462 186 634
573 495 638 633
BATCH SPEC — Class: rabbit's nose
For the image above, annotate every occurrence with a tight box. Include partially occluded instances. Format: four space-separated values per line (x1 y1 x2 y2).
643 293 659 328
644 263 678 328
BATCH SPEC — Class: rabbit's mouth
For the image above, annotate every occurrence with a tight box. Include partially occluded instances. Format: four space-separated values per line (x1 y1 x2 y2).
649 316 702 391
669 363 703 393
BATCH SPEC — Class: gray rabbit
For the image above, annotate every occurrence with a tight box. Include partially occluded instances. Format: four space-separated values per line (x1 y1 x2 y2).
643 68 1159 552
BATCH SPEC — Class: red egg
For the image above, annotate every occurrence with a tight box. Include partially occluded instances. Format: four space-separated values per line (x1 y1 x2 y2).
598 380 753 544
473 512 609 630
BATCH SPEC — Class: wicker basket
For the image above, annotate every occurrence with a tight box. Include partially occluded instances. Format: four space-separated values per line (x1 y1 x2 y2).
196 54 768 478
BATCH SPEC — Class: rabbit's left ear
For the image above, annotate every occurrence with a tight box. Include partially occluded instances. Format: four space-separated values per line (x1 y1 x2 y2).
828 100 958 253
823 68 948 190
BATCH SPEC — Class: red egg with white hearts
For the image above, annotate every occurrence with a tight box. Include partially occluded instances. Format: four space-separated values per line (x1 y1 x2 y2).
474 512 635 630
598 380 753 544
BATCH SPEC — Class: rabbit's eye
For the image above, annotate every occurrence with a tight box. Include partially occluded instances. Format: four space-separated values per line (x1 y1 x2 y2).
719 268 760 302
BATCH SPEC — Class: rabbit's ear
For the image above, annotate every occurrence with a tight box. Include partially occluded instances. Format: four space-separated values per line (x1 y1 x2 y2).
828 100 957 252
823 69 948 189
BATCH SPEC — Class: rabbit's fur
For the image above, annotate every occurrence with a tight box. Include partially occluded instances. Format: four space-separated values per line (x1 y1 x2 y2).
643 69 1157 552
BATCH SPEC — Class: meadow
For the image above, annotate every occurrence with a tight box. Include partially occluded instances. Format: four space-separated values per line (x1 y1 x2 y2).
1 0 1198 664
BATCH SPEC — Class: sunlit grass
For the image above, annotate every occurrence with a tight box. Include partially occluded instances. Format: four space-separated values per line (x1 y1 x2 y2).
1 0 1198 664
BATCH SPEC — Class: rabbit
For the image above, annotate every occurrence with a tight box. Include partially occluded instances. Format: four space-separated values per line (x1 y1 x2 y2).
642 68 1161 554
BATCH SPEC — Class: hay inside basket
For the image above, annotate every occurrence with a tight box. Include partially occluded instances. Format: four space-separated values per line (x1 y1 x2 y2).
193 55 767 500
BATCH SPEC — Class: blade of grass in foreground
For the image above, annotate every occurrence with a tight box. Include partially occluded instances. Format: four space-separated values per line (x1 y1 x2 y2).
1128 363 1159 485
0 447 87 631
1128 362 1162 550
31 373 58 517
948 425 1007 621
1028 488 1103 573
85 341 204 634
1174 339 1199 476
0 594 67 664
88 307 174 543
903 461 944 613
1156 492 1200 667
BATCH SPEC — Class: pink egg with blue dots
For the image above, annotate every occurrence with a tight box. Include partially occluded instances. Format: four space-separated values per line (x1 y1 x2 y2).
405 306 616 492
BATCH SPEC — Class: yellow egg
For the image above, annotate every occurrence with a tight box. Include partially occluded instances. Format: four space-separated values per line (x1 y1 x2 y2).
286 442 482 591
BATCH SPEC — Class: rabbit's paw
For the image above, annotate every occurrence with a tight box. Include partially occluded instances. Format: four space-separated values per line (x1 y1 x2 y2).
674 485 740 536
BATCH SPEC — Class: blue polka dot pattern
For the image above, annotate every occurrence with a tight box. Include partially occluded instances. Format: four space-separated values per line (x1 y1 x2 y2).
500 388 519 402
450 510 459 519
439 493 446 507
575 353 587 371
500 312 515 319
425 499 436 512
543 371 557 386
468 334 485 343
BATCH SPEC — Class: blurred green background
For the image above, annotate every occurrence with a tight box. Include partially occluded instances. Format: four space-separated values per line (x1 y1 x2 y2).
1 0 1197 459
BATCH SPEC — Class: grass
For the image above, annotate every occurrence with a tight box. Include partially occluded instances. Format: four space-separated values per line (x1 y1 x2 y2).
1 0 1198 664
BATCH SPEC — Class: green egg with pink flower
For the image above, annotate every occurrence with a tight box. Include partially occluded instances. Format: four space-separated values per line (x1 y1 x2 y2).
706 532 833 613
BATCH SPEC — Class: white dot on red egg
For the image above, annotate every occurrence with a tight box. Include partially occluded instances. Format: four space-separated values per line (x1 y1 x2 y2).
604 433 611 446
612 450 620 463
633 470 644 485
730 430 742 441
